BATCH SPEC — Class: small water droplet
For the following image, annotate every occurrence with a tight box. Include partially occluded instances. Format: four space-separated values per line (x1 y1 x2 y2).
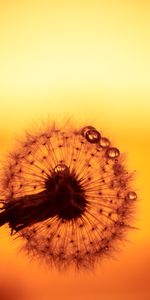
127 191 137 200
54 163 68 173
106 147 120 158
99 137 110 148
85 129 101 144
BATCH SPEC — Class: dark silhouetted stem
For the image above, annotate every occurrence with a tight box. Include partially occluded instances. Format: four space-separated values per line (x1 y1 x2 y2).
0 210 9 227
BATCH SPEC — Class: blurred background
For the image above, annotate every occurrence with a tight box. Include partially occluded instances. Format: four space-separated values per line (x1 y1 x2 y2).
0 1 149 299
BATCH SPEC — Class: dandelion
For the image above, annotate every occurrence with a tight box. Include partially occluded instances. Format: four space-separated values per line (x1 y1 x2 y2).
0 121 137 270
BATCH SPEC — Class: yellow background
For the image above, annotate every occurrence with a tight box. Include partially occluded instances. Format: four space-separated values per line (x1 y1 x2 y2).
0 1 149 299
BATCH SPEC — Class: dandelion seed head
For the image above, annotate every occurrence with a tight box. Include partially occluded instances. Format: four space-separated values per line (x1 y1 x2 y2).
0 121 137 271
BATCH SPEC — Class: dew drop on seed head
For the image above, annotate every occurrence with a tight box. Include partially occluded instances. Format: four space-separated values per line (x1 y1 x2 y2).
54 163 69 173
81 126 96 138
85 129 101 144
99 137 110 148
106 147 120 159
127 191 137 200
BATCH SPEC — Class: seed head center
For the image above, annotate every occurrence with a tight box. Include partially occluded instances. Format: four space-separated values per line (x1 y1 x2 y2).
45 164 87 220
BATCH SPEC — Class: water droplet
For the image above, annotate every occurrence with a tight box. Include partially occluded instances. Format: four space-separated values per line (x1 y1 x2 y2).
127 191 137 200
99 137 110 148
106 147 120 158
81 126 96 138
85 129 101 144
54 163 68 173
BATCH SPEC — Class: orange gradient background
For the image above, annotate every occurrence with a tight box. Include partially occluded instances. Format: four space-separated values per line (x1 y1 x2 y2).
0 1 149 299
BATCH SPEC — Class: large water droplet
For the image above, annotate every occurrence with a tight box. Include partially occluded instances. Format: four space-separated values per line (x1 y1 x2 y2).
81 126 96 138
106 147 120 158
99 137 110 148
85 129 101 144
127 191 137 200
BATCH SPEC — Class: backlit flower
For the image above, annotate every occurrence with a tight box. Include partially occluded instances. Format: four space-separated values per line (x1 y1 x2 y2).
0 122 137 270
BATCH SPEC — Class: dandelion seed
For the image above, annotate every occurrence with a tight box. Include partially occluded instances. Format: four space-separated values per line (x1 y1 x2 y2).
0 121 137 271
